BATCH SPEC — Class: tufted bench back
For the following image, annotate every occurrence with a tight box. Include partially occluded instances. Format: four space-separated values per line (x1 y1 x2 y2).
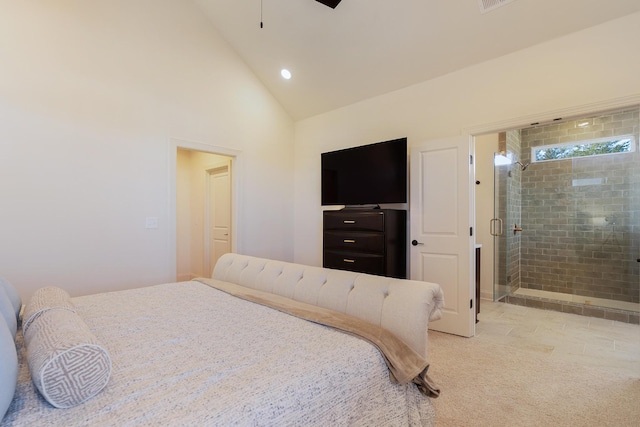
212 253 444 359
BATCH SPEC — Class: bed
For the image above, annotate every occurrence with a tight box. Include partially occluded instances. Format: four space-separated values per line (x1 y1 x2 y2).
1 254 445 426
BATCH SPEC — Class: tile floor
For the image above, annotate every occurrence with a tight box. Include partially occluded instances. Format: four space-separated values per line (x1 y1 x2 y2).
506 288 639 324
476 300 640 377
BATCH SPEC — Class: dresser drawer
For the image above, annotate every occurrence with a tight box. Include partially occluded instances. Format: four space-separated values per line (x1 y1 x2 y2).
323 231 385 253
323 211 384 232
323 250 384 275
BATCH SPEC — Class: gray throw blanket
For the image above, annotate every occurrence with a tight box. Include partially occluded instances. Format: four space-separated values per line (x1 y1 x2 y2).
196 278 440 398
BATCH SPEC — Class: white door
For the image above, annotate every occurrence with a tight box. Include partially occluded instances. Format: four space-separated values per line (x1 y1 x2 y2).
410 136 475 337
206 165 231 276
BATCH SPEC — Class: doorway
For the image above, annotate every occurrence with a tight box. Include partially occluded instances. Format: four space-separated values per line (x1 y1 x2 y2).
476 106 640 322
176 148 234 281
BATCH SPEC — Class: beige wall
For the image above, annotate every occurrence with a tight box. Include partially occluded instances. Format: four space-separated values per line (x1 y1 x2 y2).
0 0 294 299
292 11 640 268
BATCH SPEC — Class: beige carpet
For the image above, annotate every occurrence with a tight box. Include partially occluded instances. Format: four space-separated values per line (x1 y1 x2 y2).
427 330 640 426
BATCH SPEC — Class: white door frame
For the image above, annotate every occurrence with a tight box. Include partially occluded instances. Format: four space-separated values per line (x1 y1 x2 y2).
168 137 242 282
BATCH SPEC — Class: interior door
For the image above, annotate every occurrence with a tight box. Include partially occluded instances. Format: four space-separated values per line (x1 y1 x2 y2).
410 136 475 337
207 165 231 276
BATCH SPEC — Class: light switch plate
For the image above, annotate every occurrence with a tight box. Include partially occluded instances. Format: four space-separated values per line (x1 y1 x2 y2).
145 217 159 229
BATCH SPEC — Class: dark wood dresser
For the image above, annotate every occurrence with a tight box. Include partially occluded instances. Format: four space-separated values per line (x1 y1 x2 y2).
323 209 406 279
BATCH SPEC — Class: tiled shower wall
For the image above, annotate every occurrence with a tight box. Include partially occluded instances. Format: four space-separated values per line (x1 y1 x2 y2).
519 107 640 304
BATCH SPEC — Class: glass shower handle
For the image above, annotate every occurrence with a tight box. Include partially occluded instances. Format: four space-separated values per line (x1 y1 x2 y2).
490 218 503 236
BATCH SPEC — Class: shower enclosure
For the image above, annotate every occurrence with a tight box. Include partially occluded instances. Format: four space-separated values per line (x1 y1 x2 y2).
492 107 640 323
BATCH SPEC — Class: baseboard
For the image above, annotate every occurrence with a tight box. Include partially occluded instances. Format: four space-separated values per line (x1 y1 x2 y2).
480 290 493 301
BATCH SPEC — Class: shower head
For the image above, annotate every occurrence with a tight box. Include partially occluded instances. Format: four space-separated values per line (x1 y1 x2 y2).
515 161 530 171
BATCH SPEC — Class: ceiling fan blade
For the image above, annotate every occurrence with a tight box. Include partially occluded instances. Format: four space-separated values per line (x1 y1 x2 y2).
315 0 342 9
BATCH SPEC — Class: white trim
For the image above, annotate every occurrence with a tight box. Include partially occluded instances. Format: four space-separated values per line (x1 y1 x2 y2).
462 95 640 136
168 137 243 282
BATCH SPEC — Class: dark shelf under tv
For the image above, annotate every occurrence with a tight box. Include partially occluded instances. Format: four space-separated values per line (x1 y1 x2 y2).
322 209 406 279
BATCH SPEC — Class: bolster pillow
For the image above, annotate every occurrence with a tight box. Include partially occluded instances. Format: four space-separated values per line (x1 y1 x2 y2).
22 286 76 335
24 307 111 408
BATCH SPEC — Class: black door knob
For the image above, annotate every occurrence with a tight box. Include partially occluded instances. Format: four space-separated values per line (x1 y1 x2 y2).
411 240 424 246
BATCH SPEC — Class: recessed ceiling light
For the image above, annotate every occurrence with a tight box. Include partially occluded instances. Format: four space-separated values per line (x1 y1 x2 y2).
281 69 292 80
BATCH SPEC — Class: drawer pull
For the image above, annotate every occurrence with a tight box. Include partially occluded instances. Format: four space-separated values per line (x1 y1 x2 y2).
343 259 355 263
343 220 356 224
343 239 356 243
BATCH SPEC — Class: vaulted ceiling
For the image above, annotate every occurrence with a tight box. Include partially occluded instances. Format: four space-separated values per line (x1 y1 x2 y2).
195 0 640 120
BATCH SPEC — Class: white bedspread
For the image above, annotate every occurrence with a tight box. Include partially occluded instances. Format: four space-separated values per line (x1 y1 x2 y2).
3 281 435 426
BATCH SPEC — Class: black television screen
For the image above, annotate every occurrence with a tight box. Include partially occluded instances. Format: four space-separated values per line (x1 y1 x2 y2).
321 138 407 206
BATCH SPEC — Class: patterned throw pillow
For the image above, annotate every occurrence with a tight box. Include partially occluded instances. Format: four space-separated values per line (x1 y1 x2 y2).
24 308 111 408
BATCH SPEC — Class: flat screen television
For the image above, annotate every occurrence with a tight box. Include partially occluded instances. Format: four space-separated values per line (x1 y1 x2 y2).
321 137 407 206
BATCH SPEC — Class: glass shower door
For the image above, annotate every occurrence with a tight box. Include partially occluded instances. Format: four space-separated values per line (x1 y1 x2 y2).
492 153 509 301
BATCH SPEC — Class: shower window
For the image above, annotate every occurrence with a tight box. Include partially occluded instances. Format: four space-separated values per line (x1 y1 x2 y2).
532 134 635 163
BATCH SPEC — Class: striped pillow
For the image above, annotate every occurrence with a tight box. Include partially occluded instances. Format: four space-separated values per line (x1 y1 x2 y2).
24 308 111 408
